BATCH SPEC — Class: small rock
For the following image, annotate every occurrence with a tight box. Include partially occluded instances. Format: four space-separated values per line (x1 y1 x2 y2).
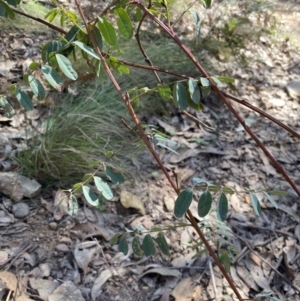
0 172 41 202
286 81 300 99
269 98 285 107
55 244 69 253
49 222 58 230
163 196 175 212
12 202 30 218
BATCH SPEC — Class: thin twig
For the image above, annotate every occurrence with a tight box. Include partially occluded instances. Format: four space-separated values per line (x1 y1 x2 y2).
231 221 296 238
235 234 300 293
208 257 218 299
12 8 67 34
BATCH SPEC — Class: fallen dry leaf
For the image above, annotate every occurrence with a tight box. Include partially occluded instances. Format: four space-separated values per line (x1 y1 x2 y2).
29 278 59 301
120 190 146 215
171 277 193 301
48 281 85 301
74 241 100 276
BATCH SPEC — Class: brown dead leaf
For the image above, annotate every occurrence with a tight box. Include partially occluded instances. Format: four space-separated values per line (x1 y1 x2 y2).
0 251 8 265
0 271 33 301
120 190 145 215
171 277 193 301
91 269 112 301
170 149 201 164
48 281 85 301
74 241 100 276
53 189 69 221
91 267 127 301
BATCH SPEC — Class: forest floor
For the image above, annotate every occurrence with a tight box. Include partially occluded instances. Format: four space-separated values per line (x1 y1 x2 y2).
0 1 299 301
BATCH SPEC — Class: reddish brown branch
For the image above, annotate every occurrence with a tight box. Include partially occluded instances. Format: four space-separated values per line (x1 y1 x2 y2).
75 1 243 300
132 0 300 199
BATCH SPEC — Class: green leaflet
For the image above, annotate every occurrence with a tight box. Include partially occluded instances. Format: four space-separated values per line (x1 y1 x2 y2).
82 185 99 206
173 82 187 110
55 54 78 80
105 166 125 184
132 236 144 256
202 0 212 9
73 41 100 60
0 0 15 18
15 87 33 111
44 8 59 22
189 10 201 39
156 232 170 256
188 78 200 104
97 16 117 46
93 176 113 200
249 192 262 216
219 250 231 273
119 236 128 255
41 65 63 91
67 195 78 216
110 233 121 245
28 75 45 100
217 192 228 221
263 191 278 209
0 96 14 118
142 234 155 256
200 77 210 87
157 83 171 101
198 190 212 217
115 7 133 39
174 189 193 218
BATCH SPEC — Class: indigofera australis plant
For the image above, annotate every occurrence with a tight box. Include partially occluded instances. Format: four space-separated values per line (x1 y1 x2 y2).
1 0 300 300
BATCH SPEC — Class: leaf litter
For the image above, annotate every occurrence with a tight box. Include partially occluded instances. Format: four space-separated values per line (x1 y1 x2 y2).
0 0 300 301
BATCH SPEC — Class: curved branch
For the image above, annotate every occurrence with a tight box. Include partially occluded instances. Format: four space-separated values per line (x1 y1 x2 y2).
12 8 67 34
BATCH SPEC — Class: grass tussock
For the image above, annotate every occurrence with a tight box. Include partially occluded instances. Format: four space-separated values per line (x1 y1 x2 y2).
15 81 138 184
